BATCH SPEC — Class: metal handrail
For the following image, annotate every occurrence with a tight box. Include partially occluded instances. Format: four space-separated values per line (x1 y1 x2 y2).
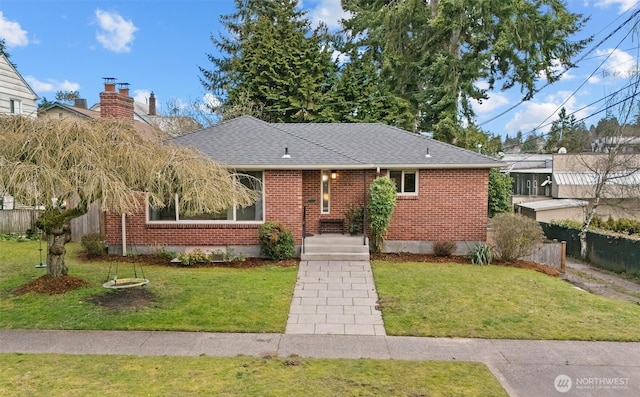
302 206 307 254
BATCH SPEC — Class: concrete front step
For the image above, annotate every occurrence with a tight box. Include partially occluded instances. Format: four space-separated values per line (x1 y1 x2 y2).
301 234 370 261
300 252 370 261
303 244 369 253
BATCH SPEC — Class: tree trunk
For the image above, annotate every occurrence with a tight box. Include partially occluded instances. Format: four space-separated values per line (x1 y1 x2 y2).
46 224 72 277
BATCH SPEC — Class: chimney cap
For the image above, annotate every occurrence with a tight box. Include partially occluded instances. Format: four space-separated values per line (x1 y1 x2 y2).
118 82 130 88
102 77 117 84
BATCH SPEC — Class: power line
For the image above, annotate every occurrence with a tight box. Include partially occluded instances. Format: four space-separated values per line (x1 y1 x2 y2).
478 6 640 129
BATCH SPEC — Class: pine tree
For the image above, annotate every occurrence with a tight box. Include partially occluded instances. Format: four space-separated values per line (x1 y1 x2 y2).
200 0 337 122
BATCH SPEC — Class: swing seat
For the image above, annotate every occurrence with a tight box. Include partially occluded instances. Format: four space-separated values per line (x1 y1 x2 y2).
102 278 149 289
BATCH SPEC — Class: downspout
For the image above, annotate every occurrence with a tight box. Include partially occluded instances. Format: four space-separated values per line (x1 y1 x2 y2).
363 169 367 246
121 213 127 256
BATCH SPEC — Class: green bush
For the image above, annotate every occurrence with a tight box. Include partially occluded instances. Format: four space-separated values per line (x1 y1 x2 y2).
344 204 364 235
433 240 457 257
491 213 544 262
369 177 397 252
176 249 210 266
81 233 106 258
468 243 492 265
259 221 294 260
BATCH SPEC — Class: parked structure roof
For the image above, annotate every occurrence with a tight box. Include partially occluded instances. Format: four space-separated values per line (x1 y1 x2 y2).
516 199 588 211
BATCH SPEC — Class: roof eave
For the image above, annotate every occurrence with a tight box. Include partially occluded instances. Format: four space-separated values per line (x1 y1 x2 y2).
219 162 506 170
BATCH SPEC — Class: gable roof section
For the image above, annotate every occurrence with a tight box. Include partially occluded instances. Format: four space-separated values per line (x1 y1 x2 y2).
174 116 503 170
0 54 38 101
39 102 160 141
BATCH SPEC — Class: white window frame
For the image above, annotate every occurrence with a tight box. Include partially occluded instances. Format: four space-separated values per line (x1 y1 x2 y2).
321 170 330 214
388 170 419 195
9 99 21 114
147 171 264 224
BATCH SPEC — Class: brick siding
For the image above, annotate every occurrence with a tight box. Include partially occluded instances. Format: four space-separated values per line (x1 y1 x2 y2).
104 168 489 252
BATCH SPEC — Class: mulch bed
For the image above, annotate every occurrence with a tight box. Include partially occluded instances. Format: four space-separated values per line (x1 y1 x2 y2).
14 274 90 296
14 251 559 297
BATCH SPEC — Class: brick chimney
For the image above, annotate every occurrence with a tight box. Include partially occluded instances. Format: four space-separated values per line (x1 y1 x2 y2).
73 98 87 109
99 78 134 122
148 91 156 116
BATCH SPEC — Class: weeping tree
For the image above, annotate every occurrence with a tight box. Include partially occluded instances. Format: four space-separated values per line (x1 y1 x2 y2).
0 116 255 278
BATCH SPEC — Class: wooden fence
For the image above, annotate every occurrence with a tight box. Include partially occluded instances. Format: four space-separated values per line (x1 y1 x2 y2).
0 209 38 234
0 202 101 242
521 240 566 272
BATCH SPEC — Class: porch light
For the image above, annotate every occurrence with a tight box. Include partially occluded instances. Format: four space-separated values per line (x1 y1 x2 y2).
331 170 337 179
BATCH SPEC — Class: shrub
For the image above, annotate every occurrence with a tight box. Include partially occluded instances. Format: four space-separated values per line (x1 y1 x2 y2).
154 245 177 261
491 213 544 262
468 243 492 265
259 221 294 260
369 177 397 252
176 249 210 266
344 204 364 235
433 240 457 257
81 233 106 258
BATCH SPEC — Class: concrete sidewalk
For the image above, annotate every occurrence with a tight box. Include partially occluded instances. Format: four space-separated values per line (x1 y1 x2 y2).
2 329 640 397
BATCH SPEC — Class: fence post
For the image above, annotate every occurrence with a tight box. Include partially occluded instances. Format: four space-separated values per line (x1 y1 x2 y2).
560 241 566 273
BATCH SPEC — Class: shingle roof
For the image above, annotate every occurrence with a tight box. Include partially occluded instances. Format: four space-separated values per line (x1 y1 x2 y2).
173 116 504 170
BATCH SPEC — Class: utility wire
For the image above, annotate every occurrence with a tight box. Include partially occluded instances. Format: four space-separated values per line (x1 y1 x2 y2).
478 6 640 129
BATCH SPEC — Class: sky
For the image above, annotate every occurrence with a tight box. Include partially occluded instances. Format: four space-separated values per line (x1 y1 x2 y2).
1 0 640 139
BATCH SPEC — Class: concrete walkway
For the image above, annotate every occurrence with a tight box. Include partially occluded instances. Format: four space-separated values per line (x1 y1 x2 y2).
2 330 640 397
285 260 385 335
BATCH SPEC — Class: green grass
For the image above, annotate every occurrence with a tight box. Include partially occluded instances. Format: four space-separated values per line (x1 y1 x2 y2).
0 354 507 397
0 241 297 332
373 261 640 341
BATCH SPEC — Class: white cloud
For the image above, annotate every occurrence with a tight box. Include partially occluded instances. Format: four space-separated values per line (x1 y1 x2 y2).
588 75 601 84
304 0 349 29
133 89 151 104
0 11 29 47
595 0 638 13
24 76 80 94
201 93 221 111
94 9 138 53
595 48 637 79
472 92 510 114
503 92 591 134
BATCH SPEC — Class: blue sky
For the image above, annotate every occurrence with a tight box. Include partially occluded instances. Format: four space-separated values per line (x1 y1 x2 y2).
1 0 639 138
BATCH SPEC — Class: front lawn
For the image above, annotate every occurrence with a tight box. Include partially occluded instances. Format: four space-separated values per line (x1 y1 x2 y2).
0 241 297 333
373 261 640 341
0 354 507 397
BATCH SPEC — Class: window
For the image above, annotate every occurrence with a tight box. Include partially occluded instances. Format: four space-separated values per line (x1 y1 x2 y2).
9 99 21 114
148 171 263 223
389 170 418 194
321 170 330 213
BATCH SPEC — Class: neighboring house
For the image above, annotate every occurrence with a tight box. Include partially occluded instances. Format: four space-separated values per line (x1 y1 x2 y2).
104 116 504 256
39 78 199 139
1 54 39 213
508 153 640 222
0 54 38 118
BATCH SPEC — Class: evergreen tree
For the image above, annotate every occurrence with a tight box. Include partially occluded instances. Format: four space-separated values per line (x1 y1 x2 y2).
332 50 414 129
522 134 539 153
200 0 337 122
341 0 590 142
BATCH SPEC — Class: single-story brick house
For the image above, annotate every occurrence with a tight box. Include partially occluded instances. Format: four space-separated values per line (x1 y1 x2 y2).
105 116 503 256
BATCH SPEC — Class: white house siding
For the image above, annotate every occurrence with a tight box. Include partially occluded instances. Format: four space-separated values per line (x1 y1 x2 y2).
0 55 38 118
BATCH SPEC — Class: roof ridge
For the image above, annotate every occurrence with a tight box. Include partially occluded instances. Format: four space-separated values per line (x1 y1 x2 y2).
267 121 367 164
